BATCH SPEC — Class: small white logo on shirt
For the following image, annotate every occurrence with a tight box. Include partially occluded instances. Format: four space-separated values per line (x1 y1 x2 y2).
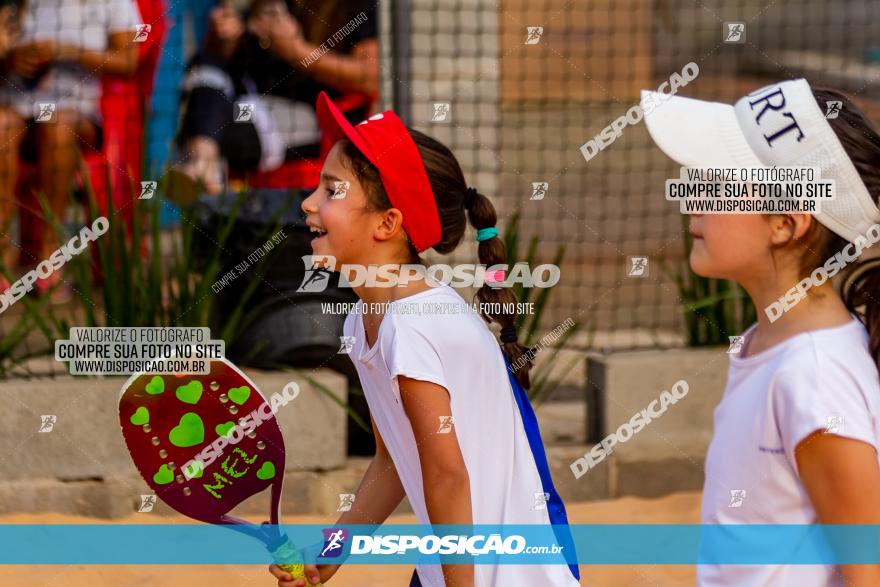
437 416 455 433
728 489 747 508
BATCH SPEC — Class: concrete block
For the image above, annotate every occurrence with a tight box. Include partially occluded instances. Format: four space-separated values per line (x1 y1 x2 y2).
585 349 729 497
587 348 728 463
548 445 609 503
616 458 705 498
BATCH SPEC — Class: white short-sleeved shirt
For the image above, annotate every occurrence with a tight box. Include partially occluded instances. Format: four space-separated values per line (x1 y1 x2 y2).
344 283 580 587
699 318 880 586
0 0 141 120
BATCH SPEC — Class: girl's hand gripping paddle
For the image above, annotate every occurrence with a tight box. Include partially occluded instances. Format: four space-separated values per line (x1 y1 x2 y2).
118 358 322 585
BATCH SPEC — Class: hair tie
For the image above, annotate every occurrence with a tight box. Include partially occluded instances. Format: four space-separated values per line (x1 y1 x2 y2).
476 227 498 242
464 187 478 210
500 324 518 343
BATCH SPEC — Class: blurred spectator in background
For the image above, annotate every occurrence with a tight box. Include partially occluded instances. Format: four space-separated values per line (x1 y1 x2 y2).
0 0 139 290
0 0 21 57
0 0 22 286
173 0 378 195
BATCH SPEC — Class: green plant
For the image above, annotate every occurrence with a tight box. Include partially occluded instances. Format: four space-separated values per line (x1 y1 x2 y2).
501 210 587 403
670 215 756 346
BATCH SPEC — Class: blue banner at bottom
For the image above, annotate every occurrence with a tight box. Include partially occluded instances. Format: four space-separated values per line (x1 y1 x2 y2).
0 524 878 565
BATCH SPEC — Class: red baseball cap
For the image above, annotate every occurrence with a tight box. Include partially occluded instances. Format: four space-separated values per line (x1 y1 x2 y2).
315 91 442 253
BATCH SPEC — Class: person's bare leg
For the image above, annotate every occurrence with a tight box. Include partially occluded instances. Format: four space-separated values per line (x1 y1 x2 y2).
0 106 24 273
35 108 98 259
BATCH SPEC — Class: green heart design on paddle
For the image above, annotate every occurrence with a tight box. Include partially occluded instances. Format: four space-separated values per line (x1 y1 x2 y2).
168 412 204 448
129 406 149 426
228 386 251 405
145 376 164 395
175 381 203 405
215 421 236 437
153 463 174 485
256 461 275 480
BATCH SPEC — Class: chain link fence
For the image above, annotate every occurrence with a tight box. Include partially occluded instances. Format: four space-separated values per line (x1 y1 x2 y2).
3 0 880 376
383 0 880 349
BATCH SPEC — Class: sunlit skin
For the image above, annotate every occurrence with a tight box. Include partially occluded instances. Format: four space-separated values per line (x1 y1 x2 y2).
272 141 475 587
691 211 880 584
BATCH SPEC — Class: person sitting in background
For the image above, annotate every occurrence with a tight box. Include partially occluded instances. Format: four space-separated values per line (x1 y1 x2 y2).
0 0 140 293
172 0 378 197
0 0 22 291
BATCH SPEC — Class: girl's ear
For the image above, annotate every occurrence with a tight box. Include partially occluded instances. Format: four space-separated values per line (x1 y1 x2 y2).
373 207 406 243
768 214 813 246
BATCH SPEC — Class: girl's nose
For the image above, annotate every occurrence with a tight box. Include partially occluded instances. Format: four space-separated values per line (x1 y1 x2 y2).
301 189 319 214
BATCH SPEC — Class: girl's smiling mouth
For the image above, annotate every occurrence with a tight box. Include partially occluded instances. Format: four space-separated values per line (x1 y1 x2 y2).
308 224 328 241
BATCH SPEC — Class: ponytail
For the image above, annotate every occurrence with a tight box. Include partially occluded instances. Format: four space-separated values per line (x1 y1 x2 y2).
811 87 880 373
843 261 880 372
464 188 534 390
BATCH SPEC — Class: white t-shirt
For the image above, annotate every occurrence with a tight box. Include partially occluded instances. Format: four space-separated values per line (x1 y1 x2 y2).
343 283 580 587
699 318 880 586
0 0 140 120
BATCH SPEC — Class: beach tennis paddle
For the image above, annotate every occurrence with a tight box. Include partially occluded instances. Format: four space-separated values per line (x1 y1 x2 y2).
118 358 321 585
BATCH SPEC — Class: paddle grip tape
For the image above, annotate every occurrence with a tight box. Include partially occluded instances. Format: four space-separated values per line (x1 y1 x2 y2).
271 538 323 586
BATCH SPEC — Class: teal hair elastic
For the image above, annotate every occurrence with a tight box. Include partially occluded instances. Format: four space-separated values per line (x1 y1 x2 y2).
476 227 498 242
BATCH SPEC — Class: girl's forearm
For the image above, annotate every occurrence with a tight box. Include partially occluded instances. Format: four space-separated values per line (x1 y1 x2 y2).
424 472 474 587
335 452 405 526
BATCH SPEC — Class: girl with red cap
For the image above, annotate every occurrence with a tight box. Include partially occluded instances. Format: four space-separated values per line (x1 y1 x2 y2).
269 93 580 587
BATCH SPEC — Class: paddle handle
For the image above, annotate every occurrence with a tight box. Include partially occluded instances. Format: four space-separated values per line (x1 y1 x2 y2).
272 539 323 586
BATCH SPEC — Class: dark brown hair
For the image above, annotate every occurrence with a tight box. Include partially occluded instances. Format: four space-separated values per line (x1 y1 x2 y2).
339 132 535 389
796 88 880 370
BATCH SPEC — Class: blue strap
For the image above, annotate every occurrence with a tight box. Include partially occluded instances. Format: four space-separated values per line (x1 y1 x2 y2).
504 355 581 581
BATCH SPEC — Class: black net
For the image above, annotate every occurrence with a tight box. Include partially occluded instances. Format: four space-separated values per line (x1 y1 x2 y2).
384 0 880 350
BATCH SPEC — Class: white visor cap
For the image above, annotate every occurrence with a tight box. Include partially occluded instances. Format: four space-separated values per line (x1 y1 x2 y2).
641 78 880 243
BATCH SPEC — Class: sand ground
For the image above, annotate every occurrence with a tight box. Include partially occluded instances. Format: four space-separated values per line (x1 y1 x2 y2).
0 492 699 587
